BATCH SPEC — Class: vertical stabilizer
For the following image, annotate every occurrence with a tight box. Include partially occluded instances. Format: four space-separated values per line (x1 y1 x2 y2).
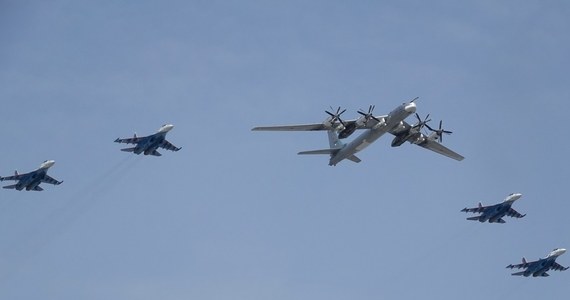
327 130 344 149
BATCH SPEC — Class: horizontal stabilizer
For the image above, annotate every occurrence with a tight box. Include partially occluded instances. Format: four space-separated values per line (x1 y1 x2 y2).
298 149 339 155
346 155 361 163
2 184 18 189
121 147 136 152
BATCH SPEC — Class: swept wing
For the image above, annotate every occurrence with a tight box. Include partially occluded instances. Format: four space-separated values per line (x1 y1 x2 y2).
114 136 144 144
461 204 488 214
506 260 535 270
506 208 526 218
160 140 181 152
0 172 27 181
252 115 387 132
417 139 464 161
551 262 569 271
42 174 63 185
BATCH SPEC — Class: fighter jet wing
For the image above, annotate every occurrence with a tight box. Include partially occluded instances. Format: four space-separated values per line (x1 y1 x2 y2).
506 260 534 269
461 205 488 213
42 175 63 185
160 140 181 152
0 172 27 181
114 136 144 144
506 208 526 218
417 139 464 161
551 262 569 271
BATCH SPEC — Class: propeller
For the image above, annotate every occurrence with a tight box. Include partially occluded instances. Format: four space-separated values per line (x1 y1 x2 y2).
325 106 346 126
425 120 453 142
357 105 381 123
412 113 431 130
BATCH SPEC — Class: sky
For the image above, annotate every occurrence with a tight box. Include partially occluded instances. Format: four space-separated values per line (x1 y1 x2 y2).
1 0 569 299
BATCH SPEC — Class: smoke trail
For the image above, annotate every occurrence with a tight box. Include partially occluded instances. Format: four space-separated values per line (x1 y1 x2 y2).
0 155 142 283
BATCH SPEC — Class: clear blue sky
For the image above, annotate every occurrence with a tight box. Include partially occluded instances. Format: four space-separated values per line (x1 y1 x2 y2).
1 1 569 299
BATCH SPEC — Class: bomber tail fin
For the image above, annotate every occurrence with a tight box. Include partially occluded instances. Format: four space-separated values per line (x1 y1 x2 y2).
327 130 344 149
298 130 344 157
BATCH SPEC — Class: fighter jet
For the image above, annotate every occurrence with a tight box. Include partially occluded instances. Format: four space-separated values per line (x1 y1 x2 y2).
0 160 63 191
507 248 569 277
461 193 525 223
114 124 181 156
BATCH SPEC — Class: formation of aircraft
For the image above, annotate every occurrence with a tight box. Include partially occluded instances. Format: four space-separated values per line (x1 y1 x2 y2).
0 160 63 191
114 124 181 156
2 102 566 279
507 248 569 277
461 193 526 223
252 98 464 166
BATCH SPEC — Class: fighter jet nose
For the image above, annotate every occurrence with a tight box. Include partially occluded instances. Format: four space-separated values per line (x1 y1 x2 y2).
158 124 175 133
559 248 567 254
404 102 416 113
41 160 55 168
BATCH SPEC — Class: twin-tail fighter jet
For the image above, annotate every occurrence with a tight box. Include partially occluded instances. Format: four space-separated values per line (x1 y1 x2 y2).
461 193 525 223
252 98 464 166
507 248 569 277
0 160 63 191
114 124 181 156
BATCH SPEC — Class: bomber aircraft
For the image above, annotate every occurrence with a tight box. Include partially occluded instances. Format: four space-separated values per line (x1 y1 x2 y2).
507 248 569 277
461 193 526 223
114 124 181 156
252 98 464 166
0 160 63 191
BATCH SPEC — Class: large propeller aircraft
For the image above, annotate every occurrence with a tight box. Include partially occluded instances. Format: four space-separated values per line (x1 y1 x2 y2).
0 160 63 191
114 124 181 156
252 98 464 166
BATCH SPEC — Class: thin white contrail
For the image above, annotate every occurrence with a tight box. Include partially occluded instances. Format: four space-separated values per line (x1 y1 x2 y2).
0 154 142 283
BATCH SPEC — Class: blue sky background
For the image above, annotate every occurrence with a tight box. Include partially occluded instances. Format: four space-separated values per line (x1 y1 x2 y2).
1 1 569 299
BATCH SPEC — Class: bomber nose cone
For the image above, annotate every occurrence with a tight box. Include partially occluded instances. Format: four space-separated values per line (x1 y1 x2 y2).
404 102 416 113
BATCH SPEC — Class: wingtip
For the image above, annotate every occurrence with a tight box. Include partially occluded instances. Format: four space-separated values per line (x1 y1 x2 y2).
114 138 120 143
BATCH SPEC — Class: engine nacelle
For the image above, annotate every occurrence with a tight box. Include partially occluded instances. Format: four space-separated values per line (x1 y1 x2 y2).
391 135 407 147
338 123 357 139
372 119 386 130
